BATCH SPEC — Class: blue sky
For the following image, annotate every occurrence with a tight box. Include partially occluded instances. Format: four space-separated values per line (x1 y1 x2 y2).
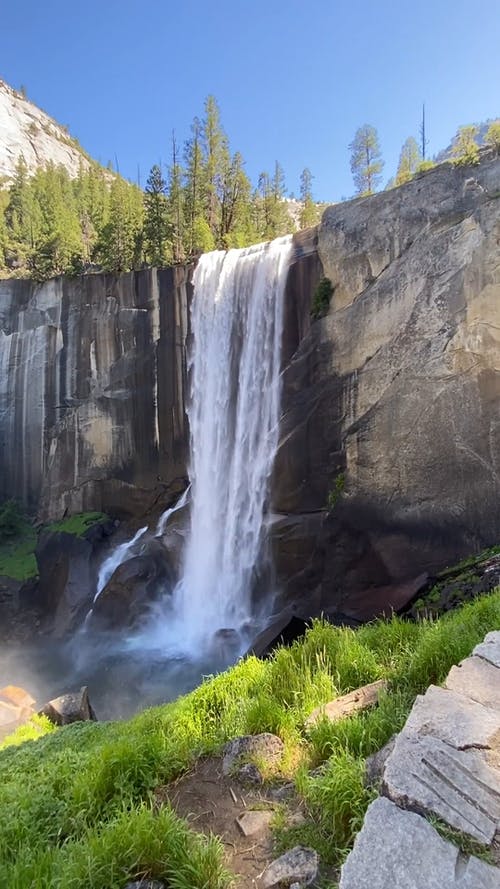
2 0 500 201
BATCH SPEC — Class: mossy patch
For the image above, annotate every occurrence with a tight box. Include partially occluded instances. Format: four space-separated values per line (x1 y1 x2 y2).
0 510 109 581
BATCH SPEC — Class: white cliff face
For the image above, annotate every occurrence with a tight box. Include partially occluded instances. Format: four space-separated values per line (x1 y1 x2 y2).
0 79 91 182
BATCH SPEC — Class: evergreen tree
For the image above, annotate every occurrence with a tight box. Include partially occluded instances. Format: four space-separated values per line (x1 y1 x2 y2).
95 177 143 273
143 163 171 266
299 167 319 228
168 132 185 263
395 136 422 185
201 95 227 239
184 116 205 256
349 124 384 195
29 164 84 279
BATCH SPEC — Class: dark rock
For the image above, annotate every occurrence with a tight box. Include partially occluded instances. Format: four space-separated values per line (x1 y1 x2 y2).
262 845 319 888
35 530 96 635
364 735 396 787
238 762 264 784
39 685 97 725
123 882 165 889
90 539 176 631
222 733 284 777
247 612 310 659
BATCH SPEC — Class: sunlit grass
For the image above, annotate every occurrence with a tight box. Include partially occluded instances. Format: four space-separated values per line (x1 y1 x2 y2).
1 589 499 885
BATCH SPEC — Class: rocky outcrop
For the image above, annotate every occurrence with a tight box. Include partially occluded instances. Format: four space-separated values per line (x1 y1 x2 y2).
2 156 500 621
273 154 500 618
340 632 500 888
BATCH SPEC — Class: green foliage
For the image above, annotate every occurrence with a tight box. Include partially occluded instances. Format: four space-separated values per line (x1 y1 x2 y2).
311 277 333 319
395 136 422 185
46 511 109 537
485 119 500 153
143 164 171 267
327 473 345 510
299 167 320 229
451 125 480 166
349 124 384 195
0 511 108 581
416 159 436 173
2 590 500 884
0 499 25 541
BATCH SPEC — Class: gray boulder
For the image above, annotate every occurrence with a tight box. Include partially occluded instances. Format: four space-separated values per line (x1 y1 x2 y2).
39 685 97 725
262 846 319 888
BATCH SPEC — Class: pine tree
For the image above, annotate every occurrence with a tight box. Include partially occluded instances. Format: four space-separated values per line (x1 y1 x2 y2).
299 167 319 228
95 177 143 273
349 125 384 195
168 132 185 263
143 164 171 266
395 137 422 186
184 116 205 256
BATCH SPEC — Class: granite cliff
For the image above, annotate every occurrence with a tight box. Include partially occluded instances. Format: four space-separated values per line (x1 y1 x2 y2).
1 153 499 621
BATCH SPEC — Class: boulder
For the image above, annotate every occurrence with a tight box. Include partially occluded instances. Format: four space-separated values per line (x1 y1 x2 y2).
236 810 273 837
90 538 176 631
473 631 500 669
262 846 319 888
39 685 97 726
364 735 396 787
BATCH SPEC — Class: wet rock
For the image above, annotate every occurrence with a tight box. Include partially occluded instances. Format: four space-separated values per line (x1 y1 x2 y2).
339 796 500 888
236 810 273 836
364 735 396 787
39 685 97 726
262 845 319 888
222 733 284 777
246 612 310 659
90 539 176 631
35 530 95 634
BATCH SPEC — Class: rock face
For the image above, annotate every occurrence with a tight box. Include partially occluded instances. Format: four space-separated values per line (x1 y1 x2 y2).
0 267 190 520
0 79 92 182
273 154 500 617
1 157 500 619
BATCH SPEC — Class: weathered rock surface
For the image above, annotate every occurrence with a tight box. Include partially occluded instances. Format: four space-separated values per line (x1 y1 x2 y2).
341 633 500 884
236 809 273 837
339 797 500 889
0 267 190 521
262 845 319 888
364 734 396 787
474 631 500 669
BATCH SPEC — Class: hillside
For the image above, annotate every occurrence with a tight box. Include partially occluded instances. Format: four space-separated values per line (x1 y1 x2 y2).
0 80 92 182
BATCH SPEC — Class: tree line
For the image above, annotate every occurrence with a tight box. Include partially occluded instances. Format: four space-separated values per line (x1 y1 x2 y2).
349 119 500 196
1 96 499 282
0 96 320 281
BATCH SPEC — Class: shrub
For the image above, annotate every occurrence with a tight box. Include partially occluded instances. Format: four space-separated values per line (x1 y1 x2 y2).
485 120 500 154
311 277 333 320
451 125 480 166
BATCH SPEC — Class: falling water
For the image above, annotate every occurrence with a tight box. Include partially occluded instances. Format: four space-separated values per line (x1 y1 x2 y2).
169 235 293 652
155 484 191 537
95 526 148 601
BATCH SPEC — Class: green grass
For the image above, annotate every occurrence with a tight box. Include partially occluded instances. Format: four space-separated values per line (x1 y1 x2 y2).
0 523 37 580
1 591 499 886
46 512 109 537
0 512 109 581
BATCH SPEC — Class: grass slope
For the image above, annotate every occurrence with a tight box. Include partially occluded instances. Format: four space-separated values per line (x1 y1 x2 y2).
1 592 499 888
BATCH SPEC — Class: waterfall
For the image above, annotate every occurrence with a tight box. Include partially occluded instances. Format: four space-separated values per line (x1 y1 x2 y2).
167 235 293 653
155 484 191 537
95 526 148 600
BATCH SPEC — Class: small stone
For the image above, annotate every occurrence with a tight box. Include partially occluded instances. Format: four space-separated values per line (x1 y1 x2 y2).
236 810 273 836
238 762 263 784
268 781 296 801
222 733 284 776
262 845 319 888
124 882 165 889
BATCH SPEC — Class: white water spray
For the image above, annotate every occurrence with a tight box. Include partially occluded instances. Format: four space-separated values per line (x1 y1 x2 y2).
169 235 293 651
95 525 148 602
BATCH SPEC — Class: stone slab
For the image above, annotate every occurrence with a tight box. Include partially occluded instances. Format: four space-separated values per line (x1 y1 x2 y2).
445 656 500 710
382 732 500 844
474 632 500 669
236 810 273 837
262 846 319 888
339 797 500 889
403 685 500 749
